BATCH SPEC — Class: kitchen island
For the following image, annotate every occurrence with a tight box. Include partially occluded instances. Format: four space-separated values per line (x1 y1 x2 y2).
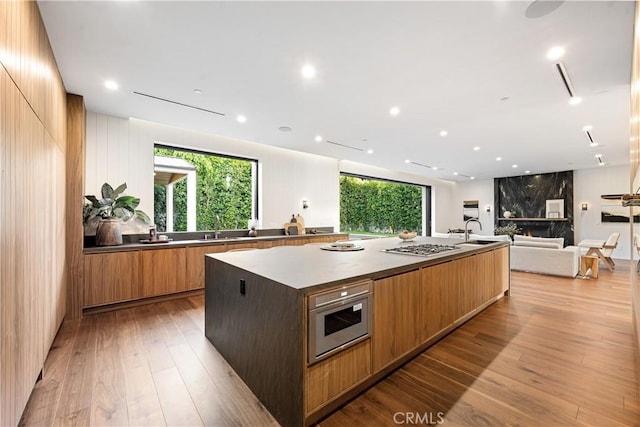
204 236 510 427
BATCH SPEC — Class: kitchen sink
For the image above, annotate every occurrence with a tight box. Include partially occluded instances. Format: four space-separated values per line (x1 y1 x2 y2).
465 239 497 245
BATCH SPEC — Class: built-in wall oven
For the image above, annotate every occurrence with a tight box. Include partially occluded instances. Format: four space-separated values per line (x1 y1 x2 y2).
308 281 372 364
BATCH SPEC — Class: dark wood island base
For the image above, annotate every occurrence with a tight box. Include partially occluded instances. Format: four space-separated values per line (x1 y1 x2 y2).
205 237 510 427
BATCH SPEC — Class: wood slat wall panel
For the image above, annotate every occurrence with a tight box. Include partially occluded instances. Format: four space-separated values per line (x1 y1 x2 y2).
66 94 85 320
630 0 640 394
0 2 67 426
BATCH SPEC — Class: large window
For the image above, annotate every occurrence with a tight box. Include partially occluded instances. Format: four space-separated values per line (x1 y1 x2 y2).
153 145 257 232
340 174 430 236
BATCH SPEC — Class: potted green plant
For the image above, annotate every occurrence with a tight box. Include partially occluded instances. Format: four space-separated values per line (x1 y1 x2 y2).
494 223 521 240
84 182 150 246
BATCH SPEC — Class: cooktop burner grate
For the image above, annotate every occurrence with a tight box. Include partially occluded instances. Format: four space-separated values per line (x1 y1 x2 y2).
383 243 461 257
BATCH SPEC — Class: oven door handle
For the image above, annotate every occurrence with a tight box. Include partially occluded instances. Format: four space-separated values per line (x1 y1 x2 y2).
311 290 370 309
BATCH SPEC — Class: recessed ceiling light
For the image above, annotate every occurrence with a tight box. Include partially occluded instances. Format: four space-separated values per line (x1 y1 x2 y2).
594 153 602 158
598 162 606 166
569 96 582 105
439 130 448 137
236 115 247 123
525 170 531 174
405 159 410 163
367 149 373 154
473 146 480 151
590 142 599 147
432 166 439 170
301 64 316 79
194 89 202 95
314 135 323 142
389 106 400 116
453 172 459 176
496 157 502 161
512 164 518 168
546 46 565 61
278 126 292 132
582 125 593 131
470 177 475 180
104 80 118 90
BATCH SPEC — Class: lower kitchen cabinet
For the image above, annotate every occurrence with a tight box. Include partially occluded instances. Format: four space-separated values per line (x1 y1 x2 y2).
186 245 227 289
83 234 348 312
421 260 457 342
372 269 423 373
494 246 510 295
141 248 187 297
305 339 371 414
84 251 141 307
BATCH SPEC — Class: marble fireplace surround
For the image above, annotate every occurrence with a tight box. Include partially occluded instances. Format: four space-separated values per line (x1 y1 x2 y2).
494 171 574 246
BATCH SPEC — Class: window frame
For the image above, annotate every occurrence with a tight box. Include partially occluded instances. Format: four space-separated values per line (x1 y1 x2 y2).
339 172 431 236
154 143 259 230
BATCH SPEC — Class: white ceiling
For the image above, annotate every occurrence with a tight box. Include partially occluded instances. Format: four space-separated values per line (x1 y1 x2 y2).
38 0 635 182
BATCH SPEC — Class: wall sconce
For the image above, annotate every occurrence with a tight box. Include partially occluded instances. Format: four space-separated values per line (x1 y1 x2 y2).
581 203 588 211
302 199 309 209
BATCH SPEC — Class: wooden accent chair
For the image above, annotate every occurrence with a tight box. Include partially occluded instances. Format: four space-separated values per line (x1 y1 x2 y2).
584 232 620 272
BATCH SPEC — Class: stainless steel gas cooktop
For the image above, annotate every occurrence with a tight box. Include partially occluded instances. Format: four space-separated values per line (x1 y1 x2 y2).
383 243 461 257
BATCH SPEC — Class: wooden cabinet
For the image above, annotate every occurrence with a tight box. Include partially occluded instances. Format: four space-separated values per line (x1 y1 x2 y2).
186 244 227 289
421 260 457 342
84 252 140 307
83 234 348 310
141 248 187 297
494 246 510 295
305 339 371 414
373 270 423 373
226 241 259 251
420 248 504 344
473 251 496 309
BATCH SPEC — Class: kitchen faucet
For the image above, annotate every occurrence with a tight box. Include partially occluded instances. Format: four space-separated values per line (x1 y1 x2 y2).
464 217 482 242
214 215 221 239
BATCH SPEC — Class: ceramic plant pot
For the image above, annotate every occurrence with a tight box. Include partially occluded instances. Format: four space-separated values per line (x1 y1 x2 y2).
96 217 123 246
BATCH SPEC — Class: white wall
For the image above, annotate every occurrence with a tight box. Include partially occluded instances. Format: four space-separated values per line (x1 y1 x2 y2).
448 166 632 259
86 112 341 232
574 165 632 260
85 113 458 234
450 179 495 235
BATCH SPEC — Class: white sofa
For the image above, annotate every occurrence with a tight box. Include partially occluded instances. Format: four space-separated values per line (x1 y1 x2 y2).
432 232 511 242
510 235 580 278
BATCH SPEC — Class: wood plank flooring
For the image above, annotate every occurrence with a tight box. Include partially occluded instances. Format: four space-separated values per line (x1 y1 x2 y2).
20 262 640 426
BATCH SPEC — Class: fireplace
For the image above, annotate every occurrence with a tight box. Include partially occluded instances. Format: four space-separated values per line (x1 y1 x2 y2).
520 222 551 238
497 218 572 245
494 171 574 246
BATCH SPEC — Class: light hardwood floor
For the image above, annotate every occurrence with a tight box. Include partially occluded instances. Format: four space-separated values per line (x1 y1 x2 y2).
21 261 640 426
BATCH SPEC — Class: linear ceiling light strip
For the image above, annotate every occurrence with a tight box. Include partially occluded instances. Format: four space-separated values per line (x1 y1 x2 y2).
408 161 433 168
555 62 575 97
585 130 594 144
325 140 364 152
132 91 225 116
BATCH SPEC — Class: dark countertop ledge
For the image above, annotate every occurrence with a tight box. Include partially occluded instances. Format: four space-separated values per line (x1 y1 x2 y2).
83 231 347 254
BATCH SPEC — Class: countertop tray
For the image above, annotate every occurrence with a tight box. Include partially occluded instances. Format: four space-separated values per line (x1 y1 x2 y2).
320 245 364 252
139 239 173 244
